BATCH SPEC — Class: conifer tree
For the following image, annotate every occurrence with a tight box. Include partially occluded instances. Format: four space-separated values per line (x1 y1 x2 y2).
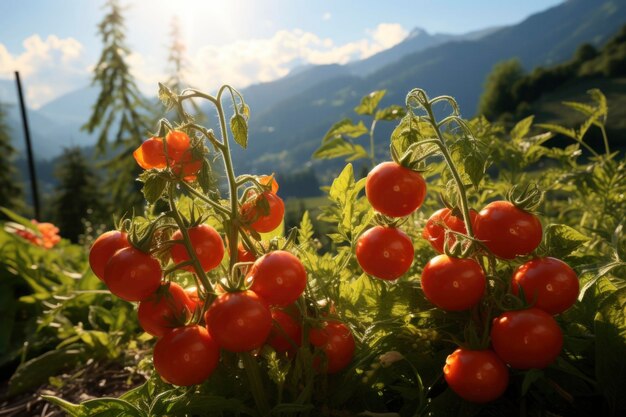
84 0 153 213
52 147 107 243
166 16 203 118
0 101 24 211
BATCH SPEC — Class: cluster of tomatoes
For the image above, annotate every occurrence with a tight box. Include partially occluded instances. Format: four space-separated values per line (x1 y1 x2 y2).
9 219 61 249
133 130 203 181
356 160 579 403
89 163 356 386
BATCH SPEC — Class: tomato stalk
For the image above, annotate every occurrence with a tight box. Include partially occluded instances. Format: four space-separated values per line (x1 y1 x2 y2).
406 89 475 240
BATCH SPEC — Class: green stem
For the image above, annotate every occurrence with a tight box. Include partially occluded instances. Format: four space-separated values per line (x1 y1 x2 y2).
214 90 241 273
179 181 230 217
167 184 213 293
423 105 475 238
600 124 610 156
369 119 378 168
241 352 271 416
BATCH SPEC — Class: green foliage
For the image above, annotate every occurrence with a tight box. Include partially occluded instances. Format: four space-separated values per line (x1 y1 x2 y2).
83 0 154 213
0 101 23 212
477 58 524 119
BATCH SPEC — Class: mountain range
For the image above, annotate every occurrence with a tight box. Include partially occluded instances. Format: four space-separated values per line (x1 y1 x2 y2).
5 0 626 188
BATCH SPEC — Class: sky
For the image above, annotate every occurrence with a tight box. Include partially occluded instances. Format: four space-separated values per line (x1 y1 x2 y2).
0 0 563 108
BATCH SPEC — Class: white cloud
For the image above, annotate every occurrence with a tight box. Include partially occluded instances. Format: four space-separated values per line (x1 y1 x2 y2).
162 23 409 93
369 23 409 49
323 12 332 21
0 35 87 108
0 24 409 106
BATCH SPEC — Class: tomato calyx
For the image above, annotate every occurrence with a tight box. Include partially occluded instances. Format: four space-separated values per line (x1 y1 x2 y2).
506 183 544 213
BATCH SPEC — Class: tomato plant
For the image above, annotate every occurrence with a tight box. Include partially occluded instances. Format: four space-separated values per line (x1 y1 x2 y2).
28 84 624 417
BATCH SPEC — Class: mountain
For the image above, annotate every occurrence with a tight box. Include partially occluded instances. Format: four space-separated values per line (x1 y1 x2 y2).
347 26 500 77
232 0 626 177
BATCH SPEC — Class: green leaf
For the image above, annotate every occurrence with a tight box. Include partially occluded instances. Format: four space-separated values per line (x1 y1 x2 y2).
537 123 577 140
543 224 590 259
298 211 314 245
594 287 626 414
230 114 248 149
328 164 355 206
375 105 406 121
0 207 38 232
510 115 534 141
391 113 430 154
41 395 83 417
9 347 85 396
312 138 369 161
139 171 167 204
322 118 368 142
354 90 386 115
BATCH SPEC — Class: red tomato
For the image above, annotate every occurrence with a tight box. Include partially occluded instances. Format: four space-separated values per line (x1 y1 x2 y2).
421 255 486 311
153 325 219 386
137 283 195 337
104 246 162 302
490 308 563 369
309 321 355 374
240 191 285 233
474 201 542 259
248 250 307 306
444 348 509 403
133 137 167 170
512 257 579 315
169 150 203 181
205 290 272 352
170 225 225 273
165 130 191 161
365 161 427 217
355 226 414 280
89 230 129 281
422 208 478 253
267 308 302 353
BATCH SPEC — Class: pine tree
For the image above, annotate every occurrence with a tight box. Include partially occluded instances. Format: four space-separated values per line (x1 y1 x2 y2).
52 147 107 243
0 101 24 211
165 16 203 118
84 0 153 213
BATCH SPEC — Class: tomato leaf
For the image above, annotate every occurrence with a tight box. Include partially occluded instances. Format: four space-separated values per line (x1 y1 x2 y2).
322 118 368 142
520 369 544 396
230 114 248 149
594 287 626 414
139 171 167 204
544 224 590 259
354 90 386 115
375 105 406 121
510 115 534 141
312 138 369 161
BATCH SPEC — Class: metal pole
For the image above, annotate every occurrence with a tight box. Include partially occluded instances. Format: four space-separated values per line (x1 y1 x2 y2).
14 71 40 220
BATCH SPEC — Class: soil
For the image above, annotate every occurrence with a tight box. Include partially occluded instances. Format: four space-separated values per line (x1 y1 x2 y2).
0 360 145 417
